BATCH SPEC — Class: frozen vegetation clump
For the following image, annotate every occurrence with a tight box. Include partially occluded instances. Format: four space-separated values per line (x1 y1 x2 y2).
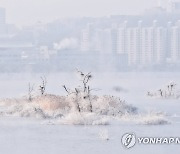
147 81 180 99
62 70 137 116
0 70 169 125
0 95 68 119
0 92 137 125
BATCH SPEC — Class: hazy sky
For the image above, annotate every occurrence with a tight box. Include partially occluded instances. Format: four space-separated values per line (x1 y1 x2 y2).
0 0 160 26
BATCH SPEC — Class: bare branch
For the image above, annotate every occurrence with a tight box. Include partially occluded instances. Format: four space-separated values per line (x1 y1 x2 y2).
62 85 70 95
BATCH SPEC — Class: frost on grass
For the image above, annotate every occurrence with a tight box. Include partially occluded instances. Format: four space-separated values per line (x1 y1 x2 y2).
135 111 170 125
114 110 170 125
0 94 137 124
0 71 170 126
0 95 170 125
147 81 180 99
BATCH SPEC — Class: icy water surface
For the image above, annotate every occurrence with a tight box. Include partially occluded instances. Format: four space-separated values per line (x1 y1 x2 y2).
0 72 180 154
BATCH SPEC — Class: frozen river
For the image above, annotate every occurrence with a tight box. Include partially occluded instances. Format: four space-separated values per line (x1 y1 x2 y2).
0 72 180 154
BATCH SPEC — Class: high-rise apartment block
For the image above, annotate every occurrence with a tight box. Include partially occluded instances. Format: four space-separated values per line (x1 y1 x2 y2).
81 20 180 68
